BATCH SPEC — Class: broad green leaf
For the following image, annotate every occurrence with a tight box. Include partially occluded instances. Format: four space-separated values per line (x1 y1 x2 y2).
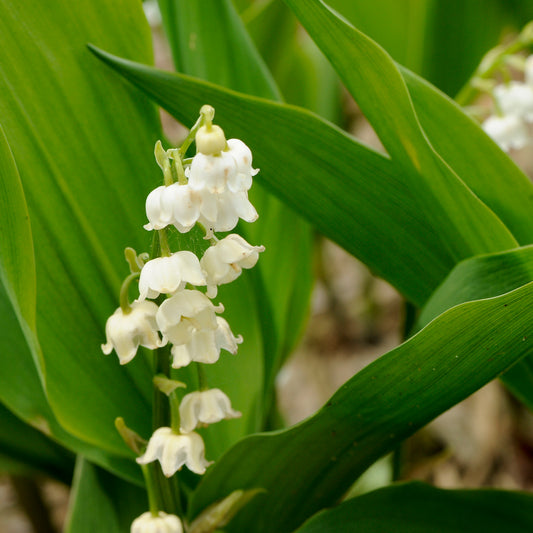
188 281 533 532
293 481 533 533
326 0 431 76
157 0 314 435
285 0 517 263
419 1 513 96
65 457 146 533
0 0 160 458
0 124 37 354
87 48 457 306
0 281 143 486
402 68 533 246
0 402 73 484
416 246 533 409
158 0 280 100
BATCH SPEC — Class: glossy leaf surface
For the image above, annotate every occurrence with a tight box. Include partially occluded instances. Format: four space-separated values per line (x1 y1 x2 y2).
187 282 533 532
294 481 533 533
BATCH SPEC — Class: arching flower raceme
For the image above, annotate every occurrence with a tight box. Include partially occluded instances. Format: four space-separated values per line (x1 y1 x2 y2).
170 316 242 368
136 427 211 476
179 388 241 433
101 301 164 364
156 289 223 345
482 114 529 151
144 183 201 233
138 252 206 300
201 234 265 297
131 511 183 533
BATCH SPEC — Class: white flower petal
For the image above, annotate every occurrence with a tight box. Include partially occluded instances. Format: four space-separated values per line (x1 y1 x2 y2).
482 114 528 151
139 252 205 300
144 186 173 231
131 511 183 533
200 234 264 292
494 82 533 122
189 151 237 193
137 428 210 476
215 316 242 355
226 138 257 192
180 389 241 433
101 301 164 364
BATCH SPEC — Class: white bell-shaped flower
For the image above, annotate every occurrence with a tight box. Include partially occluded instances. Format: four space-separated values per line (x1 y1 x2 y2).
136 427 211 476
482 114 528 151
179 388 241 433
226 139 259 192
156 289 223 345
494 82 533 122
201 234 265 297
131 511 183 533
171 316 242 369
139 252 206 300
198 189 258 233
188 151 237 194
144 183 201 233
101 301 164 364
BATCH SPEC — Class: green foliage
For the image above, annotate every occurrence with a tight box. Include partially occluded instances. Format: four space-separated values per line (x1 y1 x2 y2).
293 481 533 532
65 458 146 533
1 0 533 531
185 282 533 532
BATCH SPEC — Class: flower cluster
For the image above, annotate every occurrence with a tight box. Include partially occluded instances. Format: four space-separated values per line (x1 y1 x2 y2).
482 56 533 151
101 106 264 532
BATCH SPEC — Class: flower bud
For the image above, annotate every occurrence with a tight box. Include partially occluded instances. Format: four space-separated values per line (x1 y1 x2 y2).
196 124 226 155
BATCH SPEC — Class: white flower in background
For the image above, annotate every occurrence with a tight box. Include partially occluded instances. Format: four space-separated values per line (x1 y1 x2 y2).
138 252 206 300
136 427 211 476
131 511 183 533
171 317 242 369
101 301 164 364
201 234 265 297
482 114 528 151
494 81 533 122
179 388 241 433
144 183 201 233
156 289 223 345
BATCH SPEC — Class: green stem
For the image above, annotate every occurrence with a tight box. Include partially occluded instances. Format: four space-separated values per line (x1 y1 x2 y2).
455 37 530 106
174 157 187 185
158 229 171 257
152 344 171 431
141 464 160 516
196 363 208 391
119 272 140 313
177 108 210 159
170 391 181 433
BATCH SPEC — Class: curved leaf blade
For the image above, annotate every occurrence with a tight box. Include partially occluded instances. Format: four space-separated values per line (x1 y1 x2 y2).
87 48 458 306
416 245 533 409
188 281 533 532
402 68 533 246
0 0 162 457
285 0 517 261
294 481 533 533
